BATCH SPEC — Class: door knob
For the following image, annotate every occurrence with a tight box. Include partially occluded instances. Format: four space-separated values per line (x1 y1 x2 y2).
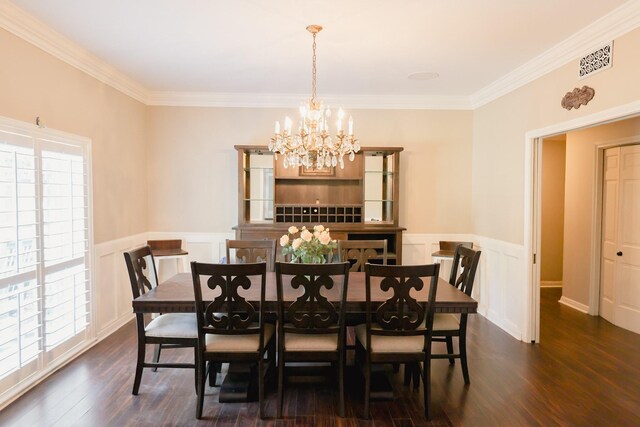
616 251 623 256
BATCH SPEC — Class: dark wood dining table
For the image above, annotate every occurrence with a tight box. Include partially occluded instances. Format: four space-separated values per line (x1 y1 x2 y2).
131 271 477 402
132 271 477 315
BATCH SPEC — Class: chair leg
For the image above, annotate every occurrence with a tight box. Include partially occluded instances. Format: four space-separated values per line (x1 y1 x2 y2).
207 361 219 387
446 337 455 365
277 349 284 418
194 347 199 393
269 339 277 385
460 332 470 385
423 357 431 420
412 363 420 390
363 354 371 419
152 344 162 372
196 358 206 419
338 353 345 417
259 357 265 419
403 363 412 387
132 341 145 395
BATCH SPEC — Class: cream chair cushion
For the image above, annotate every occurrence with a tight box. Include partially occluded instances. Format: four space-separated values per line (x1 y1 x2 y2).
355 323 425 353
432 313 460 331
205 323 275 352
145 313 198 338
284 330 338 351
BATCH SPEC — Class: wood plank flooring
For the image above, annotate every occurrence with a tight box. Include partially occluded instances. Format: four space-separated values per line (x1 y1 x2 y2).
1 288 639 426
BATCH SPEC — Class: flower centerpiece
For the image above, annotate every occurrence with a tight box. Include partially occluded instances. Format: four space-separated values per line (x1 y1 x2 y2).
280 225 337 264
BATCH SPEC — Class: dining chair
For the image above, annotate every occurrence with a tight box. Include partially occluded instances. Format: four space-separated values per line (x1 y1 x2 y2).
431 245 481 384
275 261 351 418
431 241 473 264
124 246 197 395
226 239 277 272
191 261 276 419
356 263 440 419
147 239 189 281
338 239 388 271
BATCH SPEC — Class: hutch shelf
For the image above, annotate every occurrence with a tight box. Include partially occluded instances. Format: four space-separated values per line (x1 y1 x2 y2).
234 145 405 264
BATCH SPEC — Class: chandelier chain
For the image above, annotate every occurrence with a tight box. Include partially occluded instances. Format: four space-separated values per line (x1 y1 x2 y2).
312 32 317 103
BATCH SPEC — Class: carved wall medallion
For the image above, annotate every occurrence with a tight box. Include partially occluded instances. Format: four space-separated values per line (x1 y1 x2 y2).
561 86 595 110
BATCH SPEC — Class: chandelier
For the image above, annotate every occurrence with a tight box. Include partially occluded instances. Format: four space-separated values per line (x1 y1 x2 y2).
269 25 359 169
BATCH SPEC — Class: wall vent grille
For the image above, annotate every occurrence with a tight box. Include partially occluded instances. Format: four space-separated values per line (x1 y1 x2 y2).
579 42 613 79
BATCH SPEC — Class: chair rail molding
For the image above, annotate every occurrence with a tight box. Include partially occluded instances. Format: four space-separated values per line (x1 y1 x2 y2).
402 233 525 341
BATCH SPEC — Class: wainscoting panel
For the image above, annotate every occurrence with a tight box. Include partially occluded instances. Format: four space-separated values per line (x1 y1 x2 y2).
474 236 525 340
401 234 525 341
93 233 148 340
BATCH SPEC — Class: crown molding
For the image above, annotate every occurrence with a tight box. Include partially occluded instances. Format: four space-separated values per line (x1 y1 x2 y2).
470 0 640 109
2 0 640 111
0 0 149 103
146 91 472 110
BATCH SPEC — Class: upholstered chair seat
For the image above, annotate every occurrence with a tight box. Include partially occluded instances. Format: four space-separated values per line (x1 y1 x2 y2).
355 323 427 353
144 313 198 339
432 313 460 331
204 323 275 352
283 327 338 351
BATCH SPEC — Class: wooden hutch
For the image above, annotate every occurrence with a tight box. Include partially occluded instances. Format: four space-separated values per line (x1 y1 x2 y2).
233 145 405 264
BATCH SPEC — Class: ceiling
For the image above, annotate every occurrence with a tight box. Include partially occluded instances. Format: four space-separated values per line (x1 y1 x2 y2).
7 0 632 102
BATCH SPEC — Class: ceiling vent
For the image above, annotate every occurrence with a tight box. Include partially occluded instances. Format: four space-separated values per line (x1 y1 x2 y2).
579 42 613 79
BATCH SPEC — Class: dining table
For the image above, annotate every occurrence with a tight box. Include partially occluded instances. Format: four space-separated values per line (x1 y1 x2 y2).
132 271 478 402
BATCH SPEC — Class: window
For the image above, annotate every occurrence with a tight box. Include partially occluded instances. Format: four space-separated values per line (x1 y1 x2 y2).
0 117 91 400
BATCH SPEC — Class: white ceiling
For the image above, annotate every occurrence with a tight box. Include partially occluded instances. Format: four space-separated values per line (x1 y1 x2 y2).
7 0 632 101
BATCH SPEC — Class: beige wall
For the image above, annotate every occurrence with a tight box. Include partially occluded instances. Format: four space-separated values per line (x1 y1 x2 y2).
147 107 473 234
0 28 148 244
562 117 640 304
472 27 640 246
541 137 565 283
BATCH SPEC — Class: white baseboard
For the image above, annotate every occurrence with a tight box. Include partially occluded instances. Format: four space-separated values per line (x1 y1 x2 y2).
540 281 563 288
559 296 589 314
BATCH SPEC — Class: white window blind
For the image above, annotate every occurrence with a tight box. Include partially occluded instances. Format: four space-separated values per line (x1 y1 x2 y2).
0 119 91 397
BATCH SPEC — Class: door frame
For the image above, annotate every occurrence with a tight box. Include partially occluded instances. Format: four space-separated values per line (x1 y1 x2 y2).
523 100 640 343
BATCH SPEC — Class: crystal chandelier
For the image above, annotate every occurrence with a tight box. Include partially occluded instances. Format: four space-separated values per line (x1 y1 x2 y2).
269 25 359 169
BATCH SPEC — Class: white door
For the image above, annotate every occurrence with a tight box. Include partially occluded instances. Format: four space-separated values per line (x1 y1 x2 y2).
601 145 640 334
600 148 618 323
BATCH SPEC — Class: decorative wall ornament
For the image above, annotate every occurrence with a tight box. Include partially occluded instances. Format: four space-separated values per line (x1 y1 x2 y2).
579 42 613 79
561 86 595 111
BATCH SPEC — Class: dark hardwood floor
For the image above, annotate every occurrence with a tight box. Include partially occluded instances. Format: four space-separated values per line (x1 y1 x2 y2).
1 288 639 426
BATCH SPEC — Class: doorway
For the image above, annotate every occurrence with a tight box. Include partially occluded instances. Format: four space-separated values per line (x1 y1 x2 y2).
526 106 640 343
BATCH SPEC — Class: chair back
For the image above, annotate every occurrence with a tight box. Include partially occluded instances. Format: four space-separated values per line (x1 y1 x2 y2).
275 262 350 336
124 245 158 299
147 239 184 252
439 241 473 252
449 246 481 297
338 239 387 272
364 263 440 345
226 239 277 272
191 262 267 349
